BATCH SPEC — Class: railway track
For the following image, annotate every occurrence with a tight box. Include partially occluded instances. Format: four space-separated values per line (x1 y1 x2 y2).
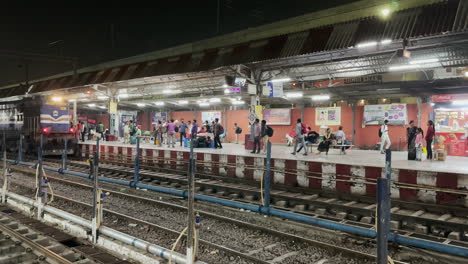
37 156 468 244
0 205 129 264
7 168 394 264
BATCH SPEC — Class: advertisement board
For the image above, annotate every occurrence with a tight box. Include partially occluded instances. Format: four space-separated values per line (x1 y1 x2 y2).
315 107 341 126
201 111 222 123
263 108 291 125
151 112 167 123
363 104 407 125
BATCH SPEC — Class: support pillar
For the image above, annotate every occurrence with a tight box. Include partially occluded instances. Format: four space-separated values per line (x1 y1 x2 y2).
92 138 100 243
62 135 68 170
416 97 422 127
352 103 357 145
264 141 272 209
18 134 23 162
186 137 196 263
377 149 392 263
2 133 7 203
37 134 44 220
133 137 140 187
73 100 77 125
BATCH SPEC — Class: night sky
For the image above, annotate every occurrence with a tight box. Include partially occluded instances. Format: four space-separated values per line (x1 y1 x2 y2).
1 1 356 87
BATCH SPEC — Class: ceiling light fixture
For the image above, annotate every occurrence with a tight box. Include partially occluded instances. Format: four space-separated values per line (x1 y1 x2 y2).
223 84 228 88
136 103 146 107
154 102 165 106
178 100 188 105
381 8 390 17
388 64 420 71
224 89 230 94
356 41 378 48
232 100 245 105
409 58 439 64
380 39 392 45
97 96 109 100
88 104 96 107
68 99 76 102
270 78 291 83
51 96 62 102
98 105 107 109
311 95 330 101
199 102 210 107
285 92 303 98
209 98 221 103
118 94 129 98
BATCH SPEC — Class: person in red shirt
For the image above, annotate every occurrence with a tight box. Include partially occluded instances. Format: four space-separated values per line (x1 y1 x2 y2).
426 120 435 160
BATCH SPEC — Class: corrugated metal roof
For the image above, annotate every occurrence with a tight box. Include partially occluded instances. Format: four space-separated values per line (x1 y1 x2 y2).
1 0 467 98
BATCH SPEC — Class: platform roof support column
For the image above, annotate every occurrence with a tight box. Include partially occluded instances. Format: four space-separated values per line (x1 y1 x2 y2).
417 97 422 127
73 100 77 125
186 136 196 264
352 103 357 145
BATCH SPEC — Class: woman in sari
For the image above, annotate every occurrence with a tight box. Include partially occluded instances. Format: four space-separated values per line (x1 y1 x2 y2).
317 128 333 155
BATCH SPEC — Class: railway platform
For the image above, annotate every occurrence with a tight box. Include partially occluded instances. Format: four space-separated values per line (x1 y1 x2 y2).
79 140 468 207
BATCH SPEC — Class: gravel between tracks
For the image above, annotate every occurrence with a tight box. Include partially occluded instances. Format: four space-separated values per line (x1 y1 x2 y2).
7 166 439 264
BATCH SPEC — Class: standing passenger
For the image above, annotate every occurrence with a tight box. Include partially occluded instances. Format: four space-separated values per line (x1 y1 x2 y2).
292 118 307 156
179 119 187 147
166 119 176 148
123 121 130 144
407 120 417 160
234 123 242 144
415 127 424 161
426 120 435 161
213 118 223 149
251 119 261 154
380 120 391 154
191 120 198 139
261 120 269 154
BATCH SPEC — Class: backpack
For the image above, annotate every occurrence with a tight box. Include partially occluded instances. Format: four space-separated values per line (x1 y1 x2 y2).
236 127 242 134
378 127 382 138
301 123 307 135
218 125 224 134
266 126 274 137
175 126 179 133
131 125 137 135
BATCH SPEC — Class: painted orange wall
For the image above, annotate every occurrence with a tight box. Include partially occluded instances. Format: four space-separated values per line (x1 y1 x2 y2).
162 103 434 148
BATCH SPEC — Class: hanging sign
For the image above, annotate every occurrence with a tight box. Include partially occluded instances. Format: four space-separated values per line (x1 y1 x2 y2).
266 82 283 97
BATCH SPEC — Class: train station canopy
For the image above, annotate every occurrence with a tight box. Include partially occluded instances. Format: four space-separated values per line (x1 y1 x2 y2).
1 0 468 110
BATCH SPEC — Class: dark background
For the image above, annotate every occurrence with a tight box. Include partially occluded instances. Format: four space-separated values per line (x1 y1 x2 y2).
0 1 356 86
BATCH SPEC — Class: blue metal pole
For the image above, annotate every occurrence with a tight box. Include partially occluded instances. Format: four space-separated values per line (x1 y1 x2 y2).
264 141 271 209
385 148 392 231
133 137 140 187
377 178 390 264
38 134 43 200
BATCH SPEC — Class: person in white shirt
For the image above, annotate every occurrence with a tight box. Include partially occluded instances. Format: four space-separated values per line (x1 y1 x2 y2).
123 121 130 144
380 120 390 153
334 126 347 154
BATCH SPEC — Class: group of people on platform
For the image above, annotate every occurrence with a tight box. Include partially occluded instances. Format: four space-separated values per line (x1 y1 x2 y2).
75 121 109 142
150 119 228 149
379 119 435 161
285 119 348 156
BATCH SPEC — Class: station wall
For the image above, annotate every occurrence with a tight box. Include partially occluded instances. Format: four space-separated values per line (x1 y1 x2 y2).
115 103 434 150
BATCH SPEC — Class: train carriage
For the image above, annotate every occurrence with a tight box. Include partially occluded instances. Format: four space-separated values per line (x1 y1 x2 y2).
0 96 78 156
